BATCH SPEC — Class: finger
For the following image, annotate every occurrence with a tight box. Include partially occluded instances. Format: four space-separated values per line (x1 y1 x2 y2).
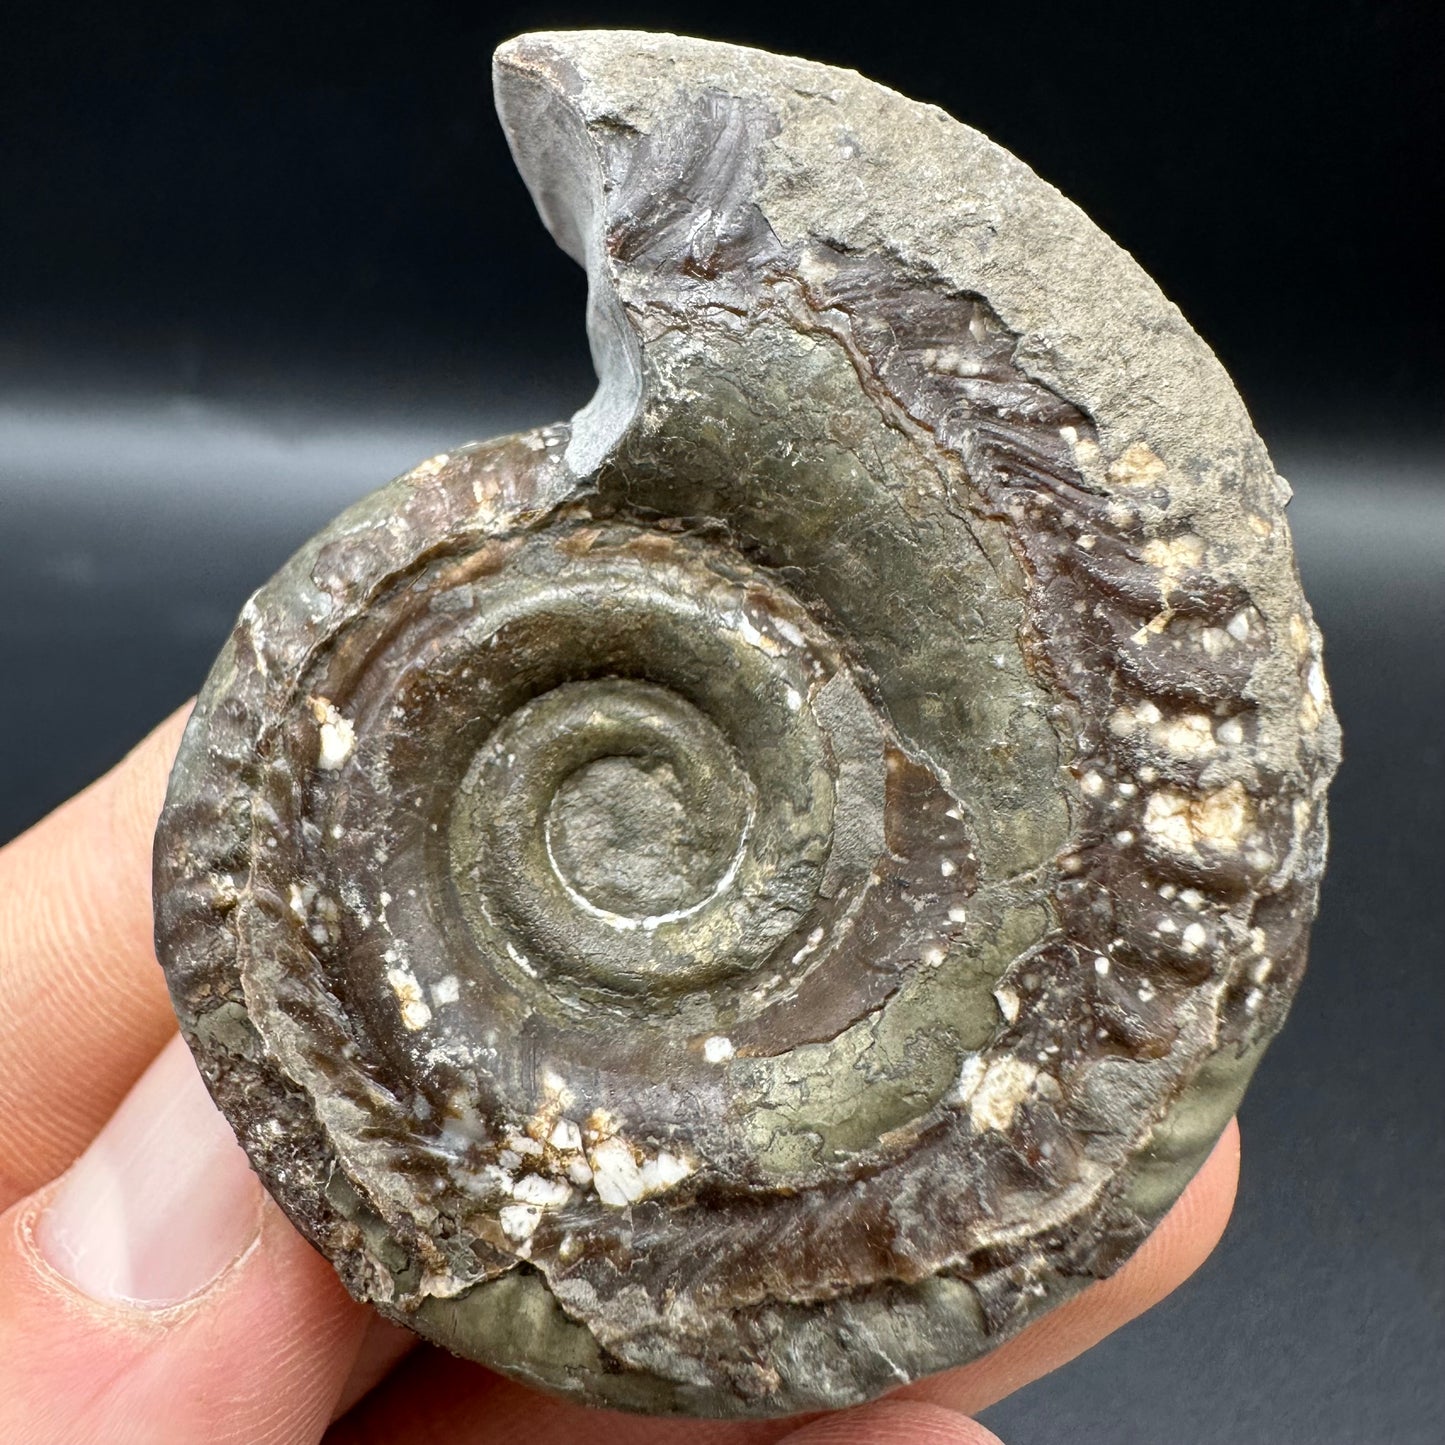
779 1401 1003 1444
901 1117 1241 1417
328 1121 1237 1444
332 1319 417 1420
0 707 190 1207
325 1353 784 1445
0 1033 371 1445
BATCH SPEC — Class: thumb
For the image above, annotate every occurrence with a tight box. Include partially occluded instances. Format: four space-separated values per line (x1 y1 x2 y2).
0 1035 370 1445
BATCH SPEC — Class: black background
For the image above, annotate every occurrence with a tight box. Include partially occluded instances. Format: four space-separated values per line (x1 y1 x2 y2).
2 2 1441 1441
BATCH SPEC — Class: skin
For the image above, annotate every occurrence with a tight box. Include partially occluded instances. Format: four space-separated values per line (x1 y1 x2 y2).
0 707 1241 1444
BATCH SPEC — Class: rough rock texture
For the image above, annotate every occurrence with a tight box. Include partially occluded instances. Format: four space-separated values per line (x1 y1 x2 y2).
153 30 1341 1419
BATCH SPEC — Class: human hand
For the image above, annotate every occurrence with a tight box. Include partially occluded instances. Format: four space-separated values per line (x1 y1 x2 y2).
0 708 1241 1445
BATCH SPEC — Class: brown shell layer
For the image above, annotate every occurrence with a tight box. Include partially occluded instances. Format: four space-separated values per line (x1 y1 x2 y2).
153 30 1340 1419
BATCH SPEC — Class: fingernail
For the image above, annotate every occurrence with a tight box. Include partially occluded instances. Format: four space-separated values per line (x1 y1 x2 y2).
37 1033 262 1307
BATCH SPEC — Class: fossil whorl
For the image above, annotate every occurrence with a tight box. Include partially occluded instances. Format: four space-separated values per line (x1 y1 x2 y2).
154 30 1341 1419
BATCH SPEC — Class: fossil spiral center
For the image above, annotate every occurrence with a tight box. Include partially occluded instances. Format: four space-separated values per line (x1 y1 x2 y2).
433 543 838 1005
547 752 747 921
480 679 756 927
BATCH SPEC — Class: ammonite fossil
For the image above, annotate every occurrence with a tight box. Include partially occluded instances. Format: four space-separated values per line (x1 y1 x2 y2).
154 30 1341 1419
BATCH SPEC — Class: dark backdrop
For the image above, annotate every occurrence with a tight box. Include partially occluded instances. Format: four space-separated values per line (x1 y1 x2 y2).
2 3 1441 1442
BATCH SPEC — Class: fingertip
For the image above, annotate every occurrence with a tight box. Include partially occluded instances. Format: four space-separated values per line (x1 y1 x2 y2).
1093 1113 1240 1317
332 1317 418 1420
780 1400 1004 1444
107 703 194 837
903 1117 1242 1418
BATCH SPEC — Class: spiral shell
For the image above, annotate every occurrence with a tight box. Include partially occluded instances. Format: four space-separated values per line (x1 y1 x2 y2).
154 31 1340 1418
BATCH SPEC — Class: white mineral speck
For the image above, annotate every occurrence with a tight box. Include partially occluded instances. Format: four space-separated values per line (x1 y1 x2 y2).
1109 441 1168 486
994 986 1021 1024
549 1118 583 1152
1143 783 1253 854
957 1055 1039 1133
385 966 432 1031
1141 533 1204 573
639 1151 693 1194
703 1035 735 1063
432 974 461 1006
588 1137 647 1206
585 1136 693 1206
505 943 538 977
790 926 825 966
735 613 780 654
1153 712 1215 757
512 1174 572 1208
288 881 316 923
1217 717 1245 747
499 1203 541 1242
309 696 356 771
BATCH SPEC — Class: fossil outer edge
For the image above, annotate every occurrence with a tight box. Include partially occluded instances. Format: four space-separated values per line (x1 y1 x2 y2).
153 30 1341 1419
